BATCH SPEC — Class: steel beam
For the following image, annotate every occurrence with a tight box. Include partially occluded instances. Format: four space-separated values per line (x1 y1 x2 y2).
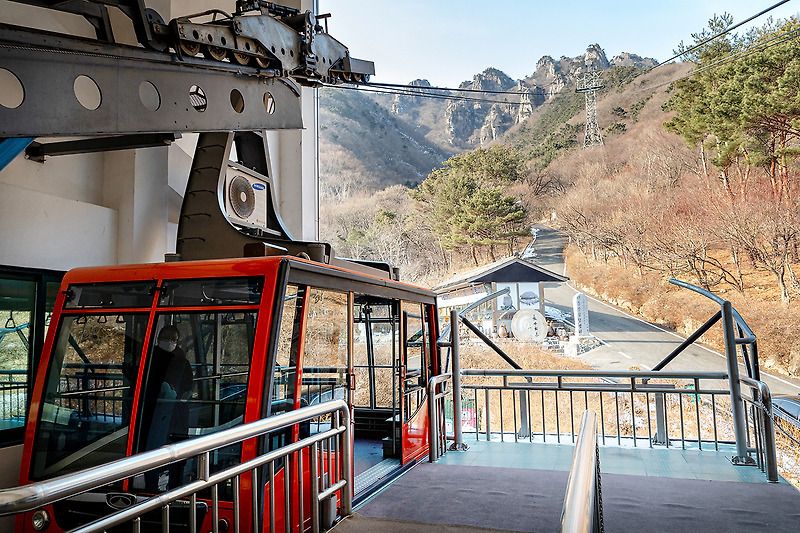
0 25 302 137
24 133 177 161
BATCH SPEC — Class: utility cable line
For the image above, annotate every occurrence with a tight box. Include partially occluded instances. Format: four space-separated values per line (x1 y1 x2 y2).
365 80 554 96
619 0 794 87
331 83 534 106
646 0 791 73
327 1 796 105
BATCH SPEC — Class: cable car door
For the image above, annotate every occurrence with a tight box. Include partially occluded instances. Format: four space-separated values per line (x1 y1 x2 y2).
401 302 430 463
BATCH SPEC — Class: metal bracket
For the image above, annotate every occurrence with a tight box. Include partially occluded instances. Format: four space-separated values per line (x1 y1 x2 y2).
25 133 177 162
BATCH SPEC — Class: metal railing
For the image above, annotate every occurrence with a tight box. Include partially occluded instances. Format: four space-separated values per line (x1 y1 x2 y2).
438 368 778 481
428 372 452 462
0 400 353 533
740 377 779 482
0 369 27 423
559 410 602 533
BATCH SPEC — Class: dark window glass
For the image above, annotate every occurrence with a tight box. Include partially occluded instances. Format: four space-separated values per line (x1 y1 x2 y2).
301 288 348 436
402 301 428 423
30 313 148 480
158 277 263 307
272 285 302 415
0 278 35 431
135 311 257 494
64 282 156 309
266 285 303 467
0 270 63 445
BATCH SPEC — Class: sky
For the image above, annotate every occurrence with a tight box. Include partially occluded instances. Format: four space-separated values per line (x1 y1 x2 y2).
317 0 800 88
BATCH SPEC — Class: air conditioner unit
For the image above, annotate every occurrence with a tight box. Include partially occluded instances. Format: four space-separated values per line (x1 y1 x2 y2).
223 165 269 231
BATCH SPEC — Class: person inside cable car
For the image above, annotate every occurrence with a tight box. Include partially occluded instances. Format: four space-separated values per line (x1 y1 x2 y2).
140 324 194 489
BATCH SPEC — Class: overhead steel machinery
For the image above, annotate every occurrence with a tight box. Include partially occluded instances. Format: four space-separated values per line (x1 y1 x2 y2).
0 0 375 261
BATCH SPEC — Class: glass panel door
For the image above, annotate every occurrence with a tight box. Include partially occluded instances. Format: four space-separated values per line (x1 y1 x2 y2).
401 301 429 462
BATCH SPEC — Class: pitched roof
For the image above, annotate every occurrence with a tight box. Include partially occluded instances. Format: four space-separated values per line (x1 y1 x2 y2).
432 256 568 293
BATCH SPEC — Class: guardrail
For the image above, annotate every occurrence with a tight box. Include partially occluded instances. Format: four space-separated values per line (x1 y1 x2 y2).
428 373 453 462
460 369 730 446
559 410 602 533
0 400 353 533
442 369 777 481
740 377 779 482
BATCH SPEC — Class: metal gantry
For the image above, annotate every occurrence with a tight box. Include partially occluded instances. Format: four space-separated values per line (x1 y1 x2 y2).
576 71 604 148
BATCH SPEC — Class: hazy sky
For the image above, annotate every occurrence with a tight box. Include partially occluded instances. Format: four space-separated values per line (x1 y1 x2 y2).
317 1 800 88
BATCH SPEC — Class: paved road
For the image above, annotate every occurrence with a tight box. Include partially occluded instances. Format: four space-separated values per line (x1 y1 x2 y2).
532 224 800 396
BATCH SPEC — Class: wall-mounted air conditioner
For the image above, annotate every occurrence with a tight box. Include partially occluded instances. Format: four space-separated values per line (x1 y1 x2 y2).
223 165 269 231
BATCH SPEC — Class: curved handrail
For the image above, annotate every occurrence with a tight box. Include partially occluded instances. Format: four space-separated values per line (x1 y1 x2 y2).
0 400 352 516
559 409 601 533
428 373 453 462
739 377 779 482
669 279 756 340
436 287 510 344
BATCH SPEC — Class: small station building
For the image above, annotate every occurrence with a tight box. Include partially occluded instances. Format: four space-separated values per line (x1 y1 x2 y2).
432 256 569 339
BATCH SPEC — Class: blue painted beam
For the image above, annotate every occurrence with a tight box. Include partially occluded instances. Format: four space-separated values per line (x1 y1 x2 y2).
0 137 35 172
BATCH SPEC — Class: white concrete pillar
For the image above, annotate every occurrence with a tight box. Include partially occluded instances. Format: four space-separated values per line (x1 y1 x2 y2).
102 147 170 264
267 0 320 242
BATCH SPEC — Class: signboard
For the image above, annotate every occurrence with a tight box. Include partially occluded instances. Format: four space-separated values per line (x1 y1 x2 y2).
573 293 590 336
510 309 547 341
518 282 540 308
496 283 519 310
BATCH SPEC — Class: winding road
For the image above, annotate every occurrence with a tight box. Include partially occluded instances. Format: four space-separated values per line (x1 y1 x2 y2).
532 224 800 396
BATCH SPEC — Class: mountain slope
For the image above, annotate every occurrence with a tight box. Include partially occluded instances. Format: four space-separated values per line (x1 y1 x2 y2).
318 43 661 194
319 88 452 198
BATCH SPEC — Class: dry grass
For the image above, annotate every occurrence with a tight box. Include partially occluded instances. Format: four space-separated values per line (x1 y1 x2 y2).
456 340 732 442
565 247 800 377
775 423 800 487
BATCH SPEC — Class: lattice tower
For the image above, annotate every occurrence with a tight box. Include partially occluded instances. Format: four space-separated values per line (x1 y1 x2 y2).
576 71 604 148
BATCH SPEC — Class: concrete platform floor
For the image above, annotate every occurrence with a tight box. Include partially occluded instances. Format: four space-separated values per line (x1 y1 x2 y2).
333 440 800 532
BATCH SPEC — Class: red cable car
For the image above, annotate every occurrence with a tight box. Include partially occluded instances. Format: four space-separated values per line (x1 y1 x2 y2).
16 255 439 532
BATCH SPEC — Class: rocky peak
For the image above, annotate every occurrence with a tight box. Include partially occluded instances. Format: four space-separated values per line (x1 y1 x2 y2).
611 52 658 69
408 79 433 89
535 55 557 78
584 44 610 70
468 67 516 92
391 79 435 115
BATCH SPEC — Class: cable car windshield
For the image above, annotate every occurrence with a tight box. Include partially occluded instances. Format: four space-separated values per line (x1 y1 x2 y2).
30 277 262 486
31 312 148 479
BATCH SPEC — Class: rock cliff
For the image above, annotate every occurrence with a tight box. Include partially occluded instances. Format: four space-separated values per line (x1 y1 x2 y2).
440 44 656 148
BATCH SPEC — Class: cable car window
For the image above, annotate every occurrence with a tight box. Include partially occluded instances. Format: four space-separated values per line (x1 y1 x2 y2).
0 278 34 434
30 313 148 480
158 277 263 307
64 281 156 309
272 285 302 416
301 288 348 435
135 311 256 493
353 298 398 409
402 301 428 423
267 285 303 465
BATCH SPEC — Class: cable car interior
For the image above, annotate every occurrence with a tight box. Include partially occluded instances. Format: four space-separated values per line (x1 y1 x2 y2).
18 257 437 531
